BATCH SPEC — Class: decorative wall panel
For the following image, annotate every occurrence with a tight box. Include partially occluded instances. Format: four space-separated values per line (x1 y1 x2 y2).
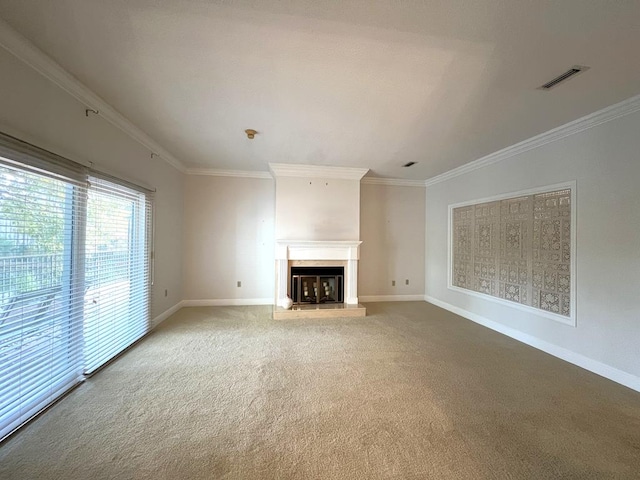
452 188 572 318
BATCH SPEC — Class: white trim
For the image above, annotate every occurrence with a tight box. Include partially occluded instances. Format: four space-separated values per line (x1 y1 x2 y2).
447 181 577 326
187 169 425 185
360 295 425 302
0 18 187 173
361 177 425 187
276 240 362 261
151 301 184 328
186 168 272 179
269 163 368 180
424 295 640 393
447 180 576 209
182 298 274 307
424 93 640 187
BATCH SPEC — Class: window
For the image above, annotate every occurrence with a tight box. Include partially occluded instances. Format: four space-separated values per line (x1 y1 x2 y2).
0 133 153 440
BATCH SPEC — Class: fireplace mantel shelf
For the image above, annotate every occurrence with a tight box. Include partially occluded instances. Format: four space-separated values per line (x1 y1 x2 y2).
276 240 362 261
276 240 362 245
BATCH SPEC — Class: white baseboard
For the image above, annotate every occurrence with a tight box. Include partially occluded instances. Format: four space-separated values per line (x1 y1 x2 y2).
360 295 425 302
182 298 274 307
424 295 640 393
151 300 184 328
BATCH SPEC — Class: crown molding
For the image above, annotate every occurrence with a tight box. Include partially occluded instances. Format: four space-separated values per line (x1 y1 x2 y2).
188 168 425 185
0 18 187 173
424 93 640 187
269 163 369 180
186 168 272 179
361 176 425 187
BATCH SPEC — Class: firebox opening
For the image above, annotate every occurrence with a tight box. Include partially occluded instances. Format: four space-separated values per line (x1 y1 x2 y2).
290 266 344 305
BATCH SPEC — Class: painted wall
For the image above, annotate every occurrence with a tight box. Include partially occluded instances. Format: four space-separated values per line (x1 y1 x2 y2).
360 183 425 298
274 177 360 240
0 47 184 319
182 175 275 303
425 108 640 382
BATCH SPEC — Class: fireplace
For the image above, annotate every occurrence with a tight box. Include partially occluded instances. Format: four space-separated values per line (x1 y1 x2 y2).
291 266 344 304
274 240 362 309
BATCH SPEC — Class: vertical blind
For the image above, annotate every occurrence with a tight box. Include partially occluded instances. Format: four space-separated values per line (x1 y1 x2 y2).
0 133 153 441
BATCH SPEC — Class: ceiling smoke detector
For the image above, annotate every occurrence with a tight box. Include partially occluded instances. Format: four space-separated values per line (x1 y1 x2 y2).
538 65 590 90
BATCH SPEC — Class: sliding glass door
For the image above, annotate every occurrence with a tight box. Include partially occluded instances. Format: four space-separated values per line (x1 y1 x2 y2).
0 135 153 441
83 176 151 374
0 162 85 440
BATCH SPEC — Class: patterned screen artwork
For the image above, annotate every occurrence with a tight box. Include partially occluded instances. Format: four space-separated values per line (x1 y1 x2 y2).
452 188 571 317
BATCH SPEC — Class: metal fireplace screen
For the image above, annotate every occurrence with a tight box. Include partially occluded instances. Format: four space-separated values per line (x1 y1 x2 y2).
290 266 344 304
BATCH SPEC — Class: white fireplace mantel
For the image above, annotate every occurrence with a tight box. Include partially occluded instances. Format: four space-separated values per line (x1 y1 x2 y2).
275 240 361 261
275 240 362 306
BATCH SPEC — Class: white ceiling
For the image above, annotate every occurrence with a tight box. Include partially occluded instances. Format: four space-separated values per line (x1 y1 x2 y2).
0 0 639 180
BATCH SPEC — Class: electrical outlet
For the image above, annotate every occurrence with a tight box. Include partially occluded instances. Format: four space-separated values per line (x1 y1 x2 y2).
237 281 242 287
405 279 409 285
164 289 168 297
392 280 396 286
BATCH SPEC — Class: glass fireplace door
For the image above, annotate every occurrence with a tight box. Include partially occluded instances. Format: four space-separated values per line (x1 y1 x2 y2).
291 267 344 305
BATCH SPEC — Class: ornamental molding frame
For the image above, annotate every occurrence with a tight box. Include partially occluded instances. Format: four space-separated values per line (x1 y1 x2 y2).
0 18 187 173
425 93 640 187
447 180 577 326
269 163 369 180
186 168 272 179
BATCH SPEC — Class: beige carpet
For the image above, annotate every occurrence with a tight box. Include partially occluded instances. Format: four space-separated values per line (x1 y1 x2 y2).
1 302 639 479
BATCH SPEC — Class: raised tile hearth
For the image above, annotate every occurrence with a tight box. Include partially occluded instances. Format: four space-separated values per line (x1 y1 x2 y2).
273 302 366 320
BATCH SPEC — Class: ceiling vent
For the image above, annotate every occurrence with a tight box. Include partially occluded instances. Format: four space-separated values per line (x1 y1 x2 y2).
403 161 417 167
538 65 590 90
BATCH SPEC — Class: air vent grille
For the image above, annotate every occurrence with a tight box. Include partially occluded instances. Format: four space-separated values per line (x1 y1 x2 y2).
539 65 590 90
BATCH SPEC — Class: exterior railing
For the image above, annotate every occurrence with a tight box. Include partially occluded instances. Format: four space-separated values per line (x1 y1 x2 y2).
84 250 130 287
0 250 130 308
1 251 132 373
0 254 62 307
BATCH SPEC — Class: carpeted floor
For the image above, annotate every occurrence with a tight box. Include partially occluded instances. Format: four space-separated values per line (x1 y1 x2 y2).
1 302 639 479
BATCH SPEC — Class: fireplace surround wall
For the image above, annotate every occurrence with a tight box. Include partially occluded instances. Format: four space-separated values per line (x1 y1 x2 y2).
270 164 368 315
